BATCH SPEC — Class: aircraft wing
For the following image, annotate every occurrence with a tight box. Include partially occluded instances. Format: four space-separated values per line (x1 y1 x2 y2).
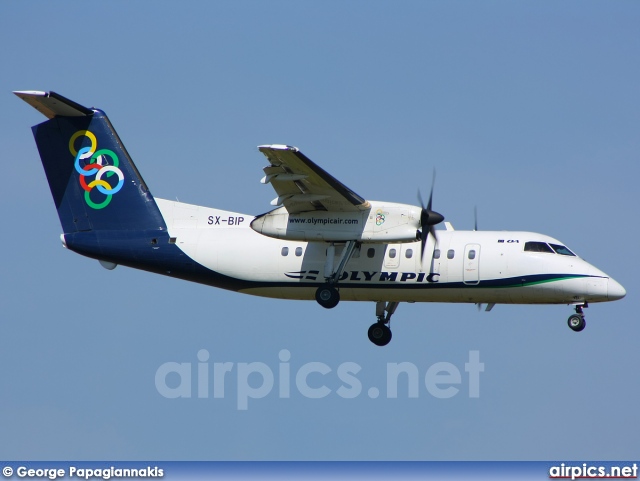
258 145 369 213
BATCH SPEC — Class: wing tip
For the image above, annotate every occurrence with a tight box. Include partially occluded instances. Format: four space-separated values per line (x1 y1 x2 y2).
13 90 47 96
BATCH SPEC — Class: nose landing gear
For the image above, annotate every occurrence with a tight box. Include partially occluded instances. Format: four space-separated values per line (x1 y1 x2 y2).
368 323 392 346
567 303 587 332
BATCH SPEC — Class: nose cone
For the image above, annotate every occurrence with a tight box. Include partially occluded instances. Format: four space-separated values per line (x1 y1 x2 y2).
608 278 626 301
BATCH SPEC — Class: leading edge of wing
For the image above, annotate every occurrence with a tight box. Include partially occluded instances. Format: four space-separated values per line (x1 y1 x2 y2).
258 144 368 212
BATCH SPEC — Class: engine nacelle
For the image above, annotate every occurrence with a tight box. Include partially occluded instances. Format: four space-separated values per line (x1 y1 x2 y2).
250 201 422 243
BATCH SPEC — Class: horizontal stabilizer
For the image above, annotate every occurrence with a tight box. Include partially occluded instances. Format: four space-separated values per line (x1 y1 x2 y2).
13 90 94 119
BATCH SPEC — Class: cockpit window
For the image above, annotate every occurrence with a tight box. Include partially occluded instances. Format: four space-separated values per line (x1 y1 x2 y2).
524 241 554 253
549 243 576 256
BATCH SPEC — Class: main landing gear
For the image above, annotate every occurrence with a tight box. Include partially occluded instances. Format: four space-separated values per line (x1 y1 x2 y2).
315 285 340 309
567 303 587 332
315 240 358 310
312 240 398 346
368 301 398 346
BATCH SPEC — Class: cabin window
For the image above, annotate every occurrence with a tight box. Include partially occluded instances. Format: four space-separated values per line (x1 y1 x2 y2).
524 241 554 254
367 248 375 258
168 237 177 244
389 248 397 259
295 247 303 257
433 249 441 259
468 250 476 260
281 247 289 256
549 243 576 256
447 249 455 259
405 248 413 259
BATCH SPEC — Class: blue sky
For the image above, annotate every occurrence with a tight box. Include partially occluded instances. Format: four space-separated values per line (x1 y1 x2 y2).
1 1 638 460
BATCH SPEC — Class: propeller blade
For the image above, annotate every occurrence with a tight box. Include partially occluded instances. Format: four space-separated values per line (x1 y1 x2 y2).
429 225 438 241
417 189 427 262
420 228 427 262
427 169 435 211
417 189 425 210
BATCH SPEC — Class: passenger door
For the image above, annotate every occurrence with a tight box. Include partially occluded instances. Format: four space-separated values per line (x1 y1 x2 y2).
463 244 481 285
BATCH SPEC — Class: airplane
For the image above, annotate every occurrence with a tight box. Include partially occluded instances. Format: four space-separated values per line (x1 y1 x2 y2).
15 90 626 346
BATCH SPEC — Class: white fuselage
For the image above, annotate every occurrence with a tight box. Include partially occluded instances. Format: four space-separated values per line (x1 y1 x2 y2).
154 199 624 305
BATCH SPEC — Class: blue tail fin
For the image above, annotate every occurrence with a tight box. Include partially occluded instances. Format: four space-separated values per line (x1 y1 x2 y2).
16 91 165 233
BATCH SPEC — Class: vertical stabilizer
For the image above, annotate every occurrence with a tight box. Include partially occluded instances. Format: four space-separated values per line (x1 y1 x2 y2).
16 91 165 234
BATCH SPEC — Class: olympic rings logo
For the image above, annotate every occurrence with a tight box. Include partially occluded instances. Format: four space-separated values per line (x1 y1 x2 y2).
375 209 386 226
70 130 125 209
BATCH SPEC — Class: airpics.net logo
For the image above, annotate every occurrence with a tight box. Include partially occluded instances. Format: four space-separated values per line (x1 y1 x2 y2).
154 350 484 410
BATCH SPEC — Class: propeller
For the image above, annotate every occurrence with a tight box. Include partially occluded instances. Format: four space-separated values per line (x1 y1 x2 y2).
417 170 445 262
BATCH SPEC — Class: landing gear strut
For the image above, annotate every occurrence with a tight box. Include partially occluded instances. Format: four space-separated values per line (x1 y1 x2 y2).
315 240 358 309
567 303 587 332
368 301 398 346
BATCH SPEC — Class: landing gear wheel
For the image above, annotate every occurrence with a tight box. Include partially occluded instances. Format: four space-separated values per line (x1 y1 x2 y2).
368 323 392 346
568 314 586 332
315 285 340 309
